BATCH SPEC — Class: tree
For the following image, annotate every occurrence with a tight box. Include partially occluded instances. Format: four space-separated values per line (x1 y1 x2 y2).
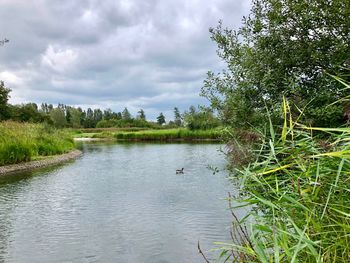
93 108 103 124
8 103 46 123
173 107 182 126
137 109 146 120
84 108 94 128
202 0 350 127
157 112 166 125
19 103 44 122
122 107 132 120
0 81 11 120
116 112 122 120
50 108 67 128
70 108 82 128
79 108 86 126
183 106 220 130
65 105 71 124
103 108 113 120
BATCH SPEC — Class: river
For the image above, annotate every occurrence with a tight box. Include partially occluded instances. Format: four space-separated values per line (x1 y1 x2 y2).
0 142 235 263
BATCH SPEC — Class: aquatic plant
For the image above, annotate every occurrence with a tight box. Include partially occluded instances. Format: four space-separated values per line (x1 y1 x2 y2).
212 95 350 262
80 128 222 141
112 128 222 141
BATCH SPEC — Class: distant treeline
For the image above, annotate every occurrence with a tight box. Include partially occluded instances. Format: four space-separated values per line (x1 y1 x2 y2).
0 82 220 130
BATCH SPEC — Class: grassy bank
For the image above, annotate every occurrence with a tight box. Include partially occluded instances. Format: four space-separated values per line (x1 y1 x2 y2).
219 99 350 262
74 128 222 141
0 121 75 166
77 127 150 133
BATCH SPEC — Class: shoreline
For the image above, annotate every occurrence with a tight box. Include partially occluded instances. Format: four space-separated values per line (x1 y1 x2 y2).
0 150 83 176
74 137 221 142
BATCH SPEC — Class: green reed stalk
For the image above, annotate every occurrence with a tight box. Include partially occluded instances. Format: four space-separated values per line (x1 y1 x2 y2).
218 96 350 262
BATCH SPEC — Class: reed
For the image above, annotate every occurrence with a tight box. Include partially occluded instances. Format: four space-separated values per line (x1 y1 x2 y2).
217 96 350 262
0 121 75 165
85 128 222 141
112 128 221 141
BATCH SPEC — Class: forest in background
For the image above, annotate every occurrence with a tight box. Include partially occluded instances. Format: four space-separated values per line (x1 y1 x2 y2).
0 80 220 130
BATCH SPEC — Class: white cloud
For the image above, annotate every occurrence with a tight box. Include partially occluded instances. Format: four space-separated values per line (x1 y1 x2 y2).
0 0 251 119
0 71 24 86
41 45 79 73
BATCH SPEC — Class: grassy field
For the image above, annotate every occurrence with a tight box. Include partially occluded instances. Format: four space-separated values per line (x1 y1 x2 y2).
0 121 75 166
74 128 222 141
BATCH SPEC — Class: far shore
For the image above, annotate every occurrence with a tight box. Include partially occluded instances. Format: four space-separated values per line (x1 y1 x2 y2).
0 150 82 176
74 137 106 141
74 137 221 142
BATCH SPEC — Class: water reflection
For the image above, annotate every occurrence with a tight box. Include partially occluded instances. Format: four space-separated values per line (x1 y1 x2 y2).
0 142 238 263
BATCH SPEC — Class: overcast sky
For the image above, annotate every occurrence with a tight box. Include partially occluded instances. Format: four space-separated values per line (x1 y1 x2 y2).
0 0 250 120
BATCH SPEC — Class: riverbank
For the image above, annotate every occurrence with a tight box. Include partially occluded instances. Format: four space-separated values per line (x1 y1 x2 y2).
73 128 222 142
0 150 82 176
0 121 75 166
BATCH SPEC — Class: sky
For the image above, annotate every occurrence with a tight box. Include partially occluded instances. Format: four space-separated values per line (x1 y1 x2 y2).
0 0 251 120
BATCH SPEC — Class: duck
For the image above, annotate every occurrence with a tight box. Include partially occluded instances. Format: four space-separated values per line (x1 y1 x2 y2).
176 168 184 174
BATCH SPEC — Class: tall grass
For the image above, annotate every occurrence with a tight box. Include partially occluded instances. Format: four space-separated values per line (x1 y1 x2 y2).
88 128 222 141
0 121 75 165
217 97 350 262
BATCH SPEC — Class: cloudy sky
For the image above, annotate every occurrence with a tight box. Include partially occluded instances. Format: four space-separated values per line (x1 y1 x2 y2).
0 0 250 120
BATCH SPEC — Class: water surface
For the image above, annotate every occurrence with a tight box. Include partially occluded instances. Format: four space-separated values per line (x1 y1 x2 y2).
0 142 234 263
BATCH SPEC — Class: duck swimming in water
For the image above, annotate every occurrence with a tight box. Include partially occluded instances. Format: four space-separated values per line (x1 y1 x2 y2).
176 168 184 174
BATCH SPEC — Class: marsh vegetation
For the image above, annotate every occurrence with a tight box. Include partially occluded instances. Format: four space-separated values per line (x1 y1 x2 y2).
0 121 74 166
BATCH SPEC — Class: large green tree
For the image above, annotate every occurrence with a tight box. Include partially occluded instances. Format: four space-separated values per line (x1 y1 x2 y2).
202 0 350 127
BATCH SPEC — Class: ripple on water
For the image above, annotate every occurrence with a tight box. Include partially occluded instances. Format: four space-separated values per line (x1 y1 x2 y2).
0 143 240 263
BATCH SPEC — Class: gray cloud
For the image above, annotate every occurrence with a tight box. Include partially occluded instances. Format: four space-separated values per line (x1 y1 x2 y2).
0 0 250 120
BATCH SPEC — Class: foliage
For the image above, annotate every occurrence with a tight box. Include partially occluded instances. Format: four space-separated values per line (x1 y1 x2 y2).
96 118 153 128
122 107 132 120
202 0 350 128
217 98 350 262
0 81 11 120
183 106 221 130
157 112 166 125
69 107 82 128
96 119 119 128
9 103 52 123
111 128 221 141
225 128 261 167
174 107 182 126
50 108 67 128
137 109 146 120
0 81 190 130
0 121 74 165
